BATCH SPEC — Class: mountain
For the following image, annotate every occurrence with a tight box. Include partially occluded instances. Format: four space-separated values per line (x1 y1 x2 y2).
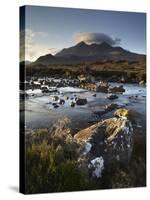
33 42 145 65
56 41 113 57
35 54 55 64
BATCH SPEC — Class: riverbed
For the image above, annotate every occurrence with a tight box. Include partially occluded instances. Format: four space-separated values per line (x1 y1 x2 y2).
23 81 146 133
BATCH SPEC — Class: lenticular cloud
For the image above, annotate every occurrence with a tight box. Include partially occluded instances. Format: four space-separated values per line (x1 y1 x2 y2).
74 32 121 46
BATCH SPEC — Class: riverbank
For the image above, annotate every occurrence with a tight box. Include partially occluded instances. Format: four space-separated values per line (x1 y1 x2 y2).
24 59 146 84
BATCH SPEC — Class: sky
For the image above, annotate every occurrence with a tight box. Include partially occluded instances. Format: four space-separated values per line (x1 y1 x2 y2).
20 6 146 61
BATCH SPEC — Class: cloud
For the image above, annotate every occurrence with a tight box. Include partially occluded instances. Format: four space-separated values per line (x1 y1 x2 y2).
74 32 121 46
20 29 59 62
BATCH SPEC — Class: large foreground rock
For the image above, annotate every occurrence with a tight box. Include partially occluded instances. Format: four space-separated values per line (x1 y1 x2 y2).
74 109 133 177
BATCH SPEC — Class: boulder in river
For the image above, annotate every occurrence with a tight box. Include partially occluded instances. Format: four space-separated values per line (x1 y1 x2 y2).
76 98 87 105
108 85 125 93
52 96 59 101
106 94 118 100
58 99 65 105
41 86 49 93
93 94 97 97
53 104 59 109
70 101 75 107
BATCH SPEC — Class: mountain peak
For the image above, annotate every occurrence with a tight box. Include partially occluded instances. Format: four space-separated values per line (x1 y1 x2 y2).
35 53 54 64
76 41 87 46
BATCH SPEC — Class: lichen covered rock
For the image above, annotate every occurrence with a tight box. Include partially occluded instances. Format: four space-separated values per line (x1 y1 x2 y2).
74 108 133 178
114 108 129 118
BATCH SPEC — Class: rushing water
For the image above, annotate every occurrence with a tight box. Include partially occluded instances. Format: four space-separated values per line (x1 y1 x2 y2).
24 82 146 132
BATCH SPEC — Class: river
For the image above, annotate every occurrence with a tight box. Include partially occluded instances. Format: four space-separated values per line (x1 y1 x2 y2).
24 82 146 133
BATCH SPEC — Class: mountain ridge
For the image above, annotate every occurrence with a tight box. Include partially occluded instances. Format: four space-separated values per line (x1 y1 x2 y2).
33 42 145 65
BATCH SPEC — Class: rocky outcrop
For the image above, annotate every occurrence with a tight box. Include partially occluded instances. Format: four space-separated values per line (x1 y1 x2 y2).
74 109 133 178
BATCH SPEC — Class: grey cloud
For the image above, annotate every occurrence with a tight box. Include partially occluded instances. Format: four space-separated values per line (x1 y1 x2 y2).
74 32 121 46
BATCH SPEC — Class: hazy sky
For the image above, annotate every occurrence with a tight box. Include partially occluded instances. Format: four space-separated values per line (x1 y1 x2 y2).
20 6 146 61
